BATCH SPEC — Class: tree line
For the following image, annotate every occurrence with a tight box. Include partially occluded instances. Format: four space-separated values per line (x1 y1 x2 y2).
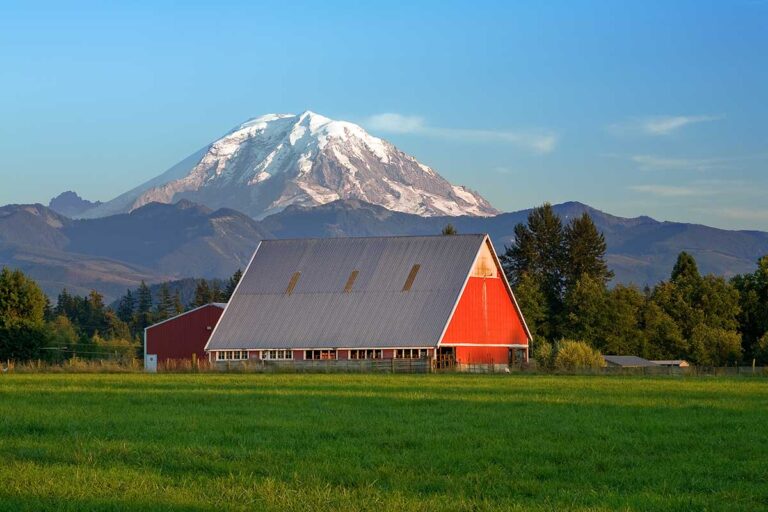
502 204 768 367
0 269 242 363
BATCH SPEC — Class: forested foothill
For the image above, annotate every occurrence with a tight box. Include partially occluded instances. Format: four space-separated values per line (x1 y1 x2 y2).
1 204 767 369
502 204 768 368
0 268 241 363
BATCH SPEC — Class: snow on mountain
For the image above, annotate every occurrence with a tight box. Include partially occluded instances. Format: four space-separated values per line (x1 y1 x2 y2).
79 111 498 219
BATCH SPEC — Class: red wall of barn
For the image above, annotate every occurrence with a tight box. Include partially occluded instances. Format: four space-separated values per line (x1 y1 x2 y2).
441 276 528 363
146 305 223 363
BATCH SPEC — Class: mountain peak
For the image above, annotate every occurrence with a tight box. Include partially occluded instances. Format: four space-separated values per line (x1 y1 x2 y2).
49 191 102 218
78 112 498 220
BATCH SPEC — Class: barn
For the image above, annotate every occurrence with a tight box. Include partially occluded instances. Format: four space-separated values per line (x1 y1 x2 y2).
144 303 226 371
205 234 531 371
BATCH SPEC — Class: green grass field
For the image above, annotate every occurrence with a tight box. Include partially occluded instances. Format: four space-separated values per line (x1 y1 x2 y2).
1 374 766 511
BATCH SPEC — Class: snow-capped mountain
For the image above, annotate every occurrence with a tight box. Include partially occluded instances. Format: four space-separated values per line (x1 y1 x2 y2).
79 111 497 219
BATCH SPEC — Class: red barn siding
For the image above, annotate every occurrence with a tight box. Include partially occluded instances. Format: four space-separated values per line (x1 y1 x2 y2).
442 277 528 346
146 305 224 363
455 346 509 364
441 276 529 364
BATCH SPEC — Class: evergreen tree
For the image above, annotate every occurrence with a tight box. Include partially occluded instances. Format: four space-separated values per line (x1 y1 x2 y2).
155 283 174 321
116 289 136 323
173 291 184 315
500 203 566 336
137 281 152 314
134 281 154 335
563 213 613 287
441 224 457 235
211 280 223 303
192 279 212 307
223 269 242 302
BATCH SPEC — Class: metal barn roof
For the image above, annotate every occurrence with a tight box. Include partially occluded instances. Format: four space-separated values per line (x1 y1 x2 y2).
206 235 489 350
145 302 227 331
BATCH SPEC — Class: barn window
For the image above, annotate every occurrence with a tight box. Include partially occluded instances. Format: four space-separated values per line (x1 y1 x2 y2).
349 349 383 359
402 264 421 291
216 350 248 361
305 349 337 360
262 349 293 360
285 271 301 295
395 348 427 359
343 270 359 293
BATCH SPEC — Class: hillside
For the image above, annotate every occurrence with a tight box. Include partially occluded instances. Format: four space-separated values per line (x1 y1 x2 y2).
2 199 767 300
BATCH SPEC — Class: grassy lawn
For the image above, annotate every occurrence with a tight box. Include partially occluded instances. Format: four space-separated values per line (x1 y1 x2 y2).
0 374 766 511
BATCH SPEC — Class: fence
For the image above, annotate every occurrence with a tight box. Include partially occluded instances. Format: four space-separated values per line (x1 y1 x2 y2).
212 357 432 374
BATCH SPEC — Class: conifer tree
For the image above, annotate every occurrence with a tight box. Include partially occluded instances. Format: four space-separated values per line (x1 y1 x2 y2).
116 289 136 323
441 224 457 235
223 269 242 302
137 281 152 314
563 212 613 287
501 203 566 337
173 291 184 314
155 283 174 321
192 279 212 307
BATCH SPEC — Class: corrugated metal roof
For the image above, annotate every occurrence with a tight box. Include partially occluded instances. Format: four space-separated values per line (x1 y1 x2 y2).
206 235 486 350
603 355 658 367
145 302 226 331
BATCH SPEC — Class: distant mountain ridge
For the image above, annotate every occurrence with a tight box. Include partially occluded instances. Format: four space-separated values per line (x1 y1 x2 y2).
48 191 102 217
76 111 497 219
1 199 766 301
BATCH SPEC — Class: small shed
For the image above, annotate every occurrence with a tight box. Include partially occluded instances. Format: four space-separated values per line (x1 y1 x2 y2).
144 303 226 370
603 355 658 368
652 359 690 368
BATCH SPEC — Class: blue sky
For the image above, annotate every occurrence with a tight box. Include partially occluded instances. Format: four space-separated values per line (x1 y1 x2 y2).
1 0 766 229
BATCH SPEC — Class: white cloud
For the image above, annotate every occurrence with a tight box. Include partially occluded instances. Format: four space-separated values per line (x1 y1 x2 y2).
629 154 725 172
629 184 709 197
642 115 721 135
609 115 722 136
363 113 557 154
365 113 425 134
718 208 768 222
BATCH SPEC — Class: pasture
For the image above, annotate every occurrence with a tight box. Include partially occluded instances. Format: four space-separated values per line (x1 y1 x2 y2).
0 373 766 511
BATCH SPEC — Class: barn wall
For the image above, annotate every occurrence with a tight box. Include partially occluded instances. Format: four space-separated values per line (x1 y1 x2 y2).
455 346 510 364
146 305 223 363
441 276 528 346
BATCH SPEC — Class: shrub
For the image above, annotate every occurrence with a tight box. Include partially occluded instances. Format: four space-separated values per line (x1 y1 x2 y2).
533 340 554 369
554 339 604 371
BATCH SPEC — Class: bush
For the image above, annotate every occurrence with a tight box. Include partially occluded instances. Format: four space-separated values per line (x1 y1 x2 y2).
690 325 742 366
533 340 554 369
554 339 604 371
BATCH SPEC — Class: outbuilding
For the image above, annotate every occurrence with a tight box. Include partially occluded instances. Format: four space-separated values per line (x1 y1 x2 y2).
205 234 531 371
652 359 690 368
144 303 226 371
603 355 658 368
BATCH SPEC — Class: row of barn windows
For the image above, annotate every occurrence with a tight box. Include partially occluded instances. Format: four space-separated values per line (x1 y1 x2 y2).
284 264 421 295
215 349 429 361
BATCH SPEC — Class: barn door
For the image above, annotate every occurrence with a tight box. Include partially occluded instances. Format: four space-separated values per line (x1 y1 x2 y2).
145 354 157 373
436 347 455 370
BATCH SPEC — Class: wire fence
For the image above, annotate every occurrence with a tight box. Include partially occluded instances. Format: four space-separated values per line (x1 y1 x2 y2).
3 357 768 376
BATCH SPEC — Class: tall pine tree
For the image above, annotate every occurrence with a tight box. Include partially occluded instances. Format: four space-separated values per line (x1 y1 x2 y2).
563 212 613 288
223 269 243 302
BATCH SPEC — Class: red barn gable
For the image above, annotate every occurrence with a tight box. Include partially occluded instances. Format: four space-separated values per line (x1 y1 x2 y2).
206 235 531 369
